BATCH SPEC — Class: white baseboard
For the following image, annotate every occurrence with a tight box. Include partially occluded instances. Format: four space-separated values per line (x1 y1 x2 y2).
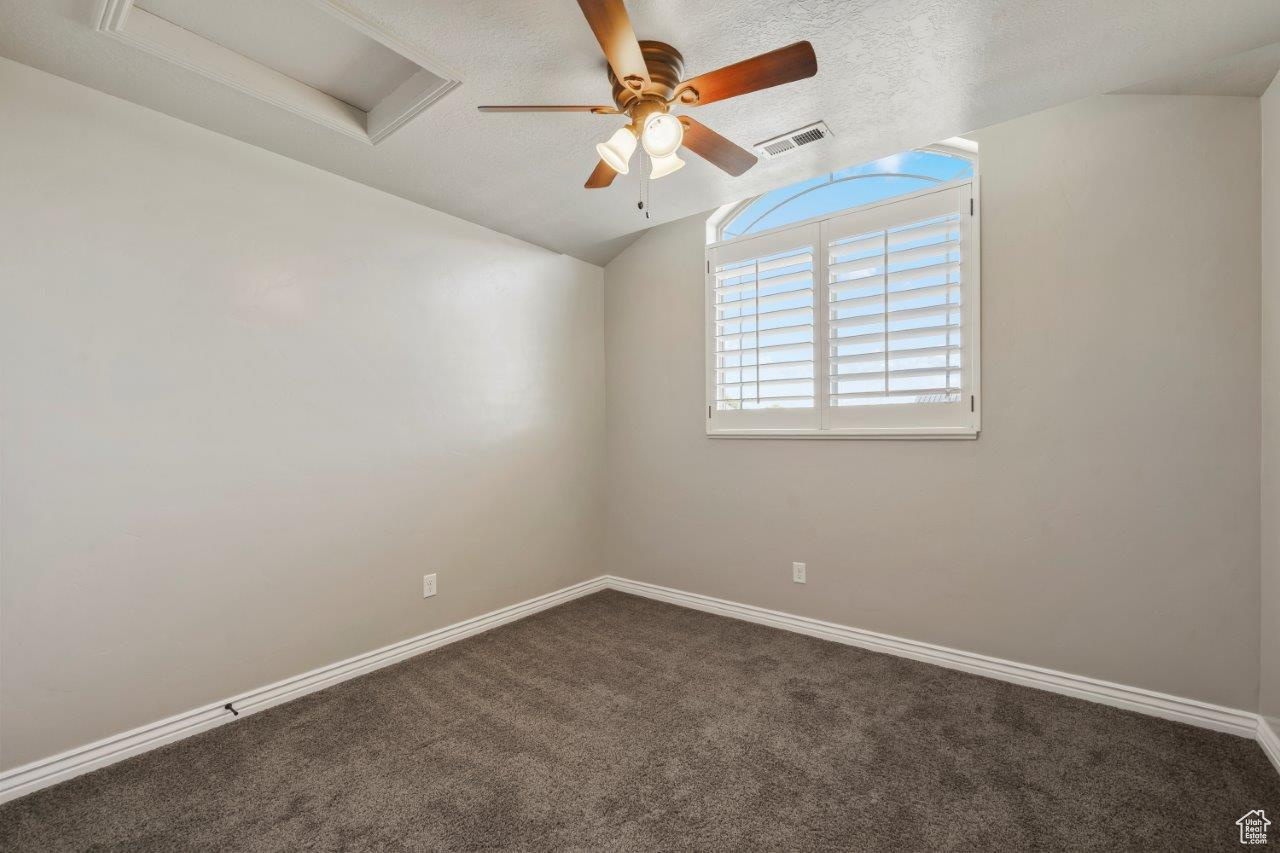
0 575 608 805
2 572 1273 805
1259 716 1280 777
603 576 1262 739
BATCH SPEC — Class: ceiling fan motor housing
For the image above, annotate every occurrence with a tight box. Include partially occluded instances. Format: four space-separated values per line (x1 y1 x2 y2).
478 2 817 189
609 41 685 110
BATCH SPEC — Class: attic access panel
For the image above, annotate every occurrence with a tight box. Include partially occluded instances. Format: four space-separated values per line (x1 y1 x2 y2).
95 0 460 145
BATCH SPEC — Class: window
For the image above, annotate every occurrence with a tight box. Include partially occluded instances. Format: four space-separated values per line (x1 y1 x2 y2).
706 143 979 438
716 148 975 241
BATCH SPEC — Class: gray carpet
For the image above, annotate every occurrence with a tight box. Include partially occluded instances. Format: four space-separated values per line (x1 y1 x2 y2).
1 590 1276 851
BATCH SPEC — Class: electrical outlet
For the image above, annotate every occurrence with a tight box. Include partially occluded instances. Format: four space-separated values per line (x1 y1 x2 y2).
792 562 806 584
422 573 437 598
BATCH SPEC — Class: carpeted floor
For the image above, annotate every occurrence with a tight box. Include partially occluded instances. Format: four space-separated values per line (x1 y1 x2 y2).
0 590 1276 851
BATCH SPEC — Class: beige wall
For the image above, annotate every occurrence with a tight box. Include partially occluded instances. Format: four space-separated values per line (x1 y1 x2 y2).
1263 71 1280 729
0 58 605 770
1 55 1270 777
605 94 1261 710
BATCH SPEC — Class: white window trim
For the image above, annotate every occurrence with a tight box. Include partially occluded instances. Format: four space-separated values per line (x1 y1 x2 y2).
705 173 981 440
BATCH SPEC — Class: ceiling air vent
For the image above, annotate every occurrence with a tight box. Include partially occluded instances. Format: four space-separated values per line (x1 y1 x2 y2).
754 121 832 159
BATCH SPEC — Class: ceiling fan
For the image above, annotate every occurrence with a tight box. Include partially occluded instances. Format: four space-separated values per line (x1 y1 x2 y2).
478 0 818 188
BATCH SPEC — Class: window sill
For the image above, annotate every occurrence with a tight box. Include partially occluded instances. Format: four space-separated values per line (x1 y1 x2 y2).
706 428 979 440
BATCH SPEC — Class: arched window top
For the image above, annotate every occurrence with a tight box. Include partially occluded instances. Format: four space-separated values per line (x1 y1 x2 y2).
713 143 975 242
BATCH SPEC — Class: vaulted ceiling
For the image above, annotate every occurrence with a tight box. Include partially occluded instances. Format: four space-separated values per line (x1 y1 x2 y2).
3 0 1280 265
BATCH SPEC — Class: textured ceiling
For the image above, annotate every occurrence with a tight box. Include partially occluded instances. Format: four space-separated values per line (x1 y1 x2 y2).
3 0 1280 265
1115 41 1280 97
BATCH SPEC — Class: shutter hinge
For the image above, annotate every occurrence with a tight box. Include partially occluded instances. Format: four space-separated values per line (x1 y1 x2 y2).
969 198 974 216
970 395 975 412
707 404 712 418
706 260 711 274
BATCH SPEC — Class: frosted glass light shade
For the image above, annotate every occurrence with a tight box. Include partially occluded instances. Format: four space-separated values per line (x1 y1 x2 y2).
595 127 636 175
641 113 683 158
649 151 685 179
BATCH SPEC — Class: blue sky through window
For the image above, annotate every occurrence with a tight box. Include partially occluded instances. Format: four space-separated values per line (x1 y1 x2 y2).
721 150 974 240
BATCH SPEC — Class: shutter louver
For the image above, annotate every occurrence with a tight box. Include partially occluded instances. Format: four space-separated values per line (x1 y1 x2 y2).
713 244 815 411
706 181 976 437
827 212 963 407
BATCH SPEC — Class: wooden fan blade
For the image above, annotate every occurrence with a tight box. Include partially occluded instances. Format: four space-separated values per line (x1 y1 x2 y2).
674 41 817 107
478 105 620 113
585 159 618 189
678 117 758 177
576 0 650 91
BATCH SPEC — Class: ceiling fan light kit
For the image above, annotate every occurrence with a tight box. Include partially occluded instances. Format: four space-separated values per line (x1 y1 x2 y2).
640 112 683 158
478 0 818 192
596 126 637 174
649 151 686 180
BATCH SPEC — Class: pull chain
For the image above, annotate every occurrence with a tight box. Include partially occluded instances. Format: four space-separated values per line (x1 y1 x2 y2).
637 151 651 220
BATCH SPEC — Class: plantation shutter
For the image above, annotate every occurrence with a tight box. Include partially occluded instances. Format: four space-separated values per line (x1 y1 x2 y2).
707 224 820 432
706 182 978 437
820 185 976 433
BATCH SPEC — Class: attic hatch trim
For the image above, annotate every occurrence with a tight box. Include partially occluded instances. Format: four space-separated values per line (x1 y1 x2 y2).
94 0 461 145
